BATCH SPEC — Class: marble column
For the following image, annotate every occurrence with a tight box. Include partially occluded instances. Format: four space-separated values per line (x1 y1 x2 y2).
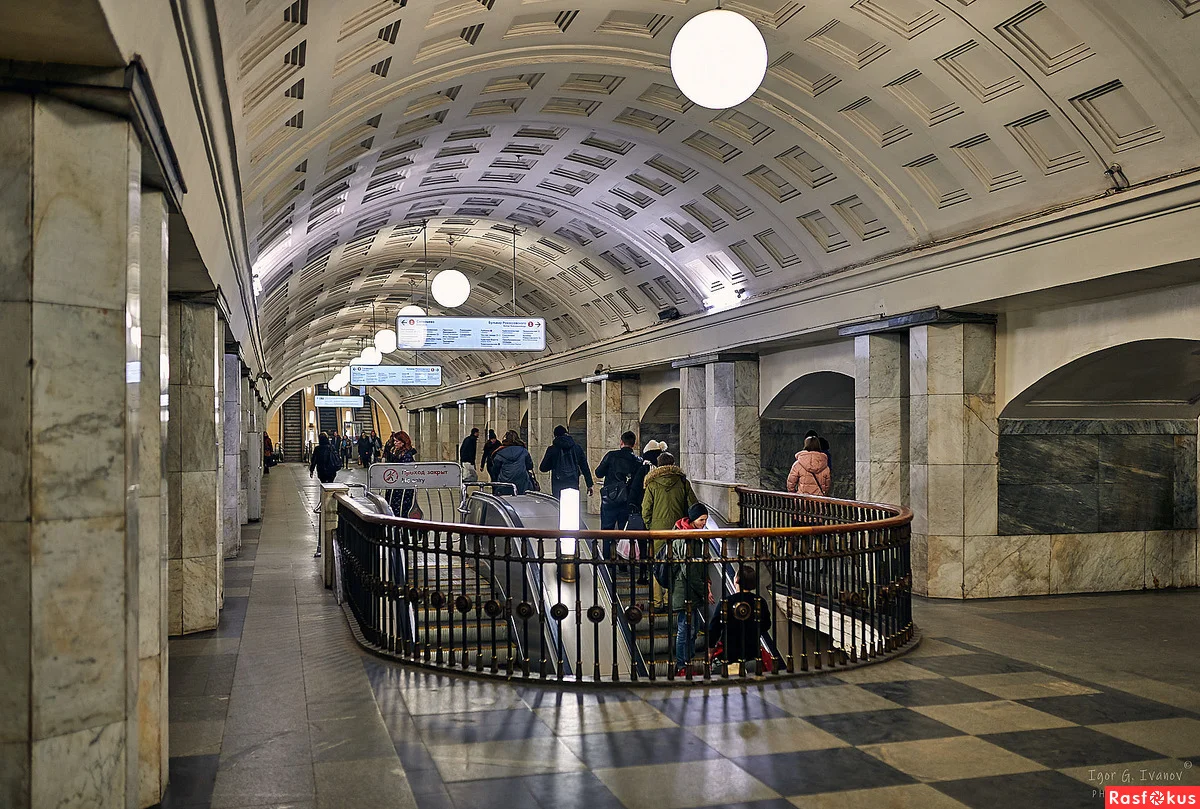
406 409 421 451
238 374 250 527
137 190 170 807
167 299 222 635
222 354 242 558
247 394 263 522
0 92 143 809
910 323 998 598
705 360 760 485
438 404 460 462
678 364 706 476
458 400 486 467
528 386 567 492
854 333 908 506
419 409 438 461
485 394 521 440
585 375 641 513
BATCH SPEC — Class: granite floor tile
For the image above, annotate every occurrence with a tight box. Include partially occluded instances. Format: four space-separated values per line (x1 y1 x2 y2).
169 720 226 757
171 696 232 723
981 726 1162 768
164 755 220 807
313 757 417 809
858 680 999 708
445 778 539 809
949 671 1100 701
218 729 312 772
932 770 1097 809
533 699 676 736
1014 692 1186 725
426 736 587 781
309 716 397 762
902 639 976 659
411 708 552 745
209 763 315 808
805 708 963 746
861 735 1045 782
519 771 627 809
594 759 780 809
787 783 972 809
646 693 792 726
733 747 915 796
906 653 1040 677
688 717 849 757
758 684 902 717
561 726 723 769
832 661 945 684
1090 717 1200 759
913 700 1076 735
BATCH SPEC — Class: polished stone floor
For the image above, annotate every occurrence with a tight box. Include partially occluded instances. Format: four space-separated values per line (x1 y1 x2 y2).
163 464 1200 809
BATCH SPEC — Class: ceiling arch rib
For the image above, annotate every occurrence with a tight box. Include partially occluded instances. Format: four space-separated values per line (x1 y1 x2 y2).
220 0 1200 387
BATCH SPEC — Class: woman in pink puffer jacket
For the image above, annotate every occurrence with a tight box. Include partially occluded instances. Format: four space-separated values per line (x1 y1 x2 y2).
786 436 832 496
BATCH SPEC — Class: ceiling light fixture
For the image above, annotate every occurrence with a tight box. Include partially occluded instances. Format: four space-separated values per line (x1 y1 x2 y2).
670 4 767 110
431 233 471 308
374 303 397 354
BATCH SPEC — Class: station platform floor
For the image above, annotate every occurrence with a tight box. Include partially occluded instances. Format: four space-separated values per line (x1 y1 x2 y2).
162 464 1200 809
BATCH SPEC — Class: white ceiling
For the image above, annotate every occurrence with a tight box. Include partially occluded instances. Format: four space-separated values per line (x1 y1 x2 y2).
213 0 1200 393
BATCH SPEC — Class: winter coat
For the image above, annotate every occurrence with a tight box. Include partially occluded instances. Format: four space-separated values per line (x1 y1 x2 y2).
459 434 478 465
670 520 708 612
490 444 534 495
595 447 643 508
310 444 339 483
710 591 772 663
787 450 832 496
357 434 373 457
481 438 502 470
641 466 697 531
539 434 593 491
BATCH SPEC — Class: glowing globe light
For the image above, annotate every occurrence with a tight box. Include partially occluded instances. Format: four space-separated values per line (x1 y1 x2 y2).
670 9 767 110
374 327 397 354
398 305 425 317
361 346 382 365
349 353 368 365
396 305 428 349
431 269 471 308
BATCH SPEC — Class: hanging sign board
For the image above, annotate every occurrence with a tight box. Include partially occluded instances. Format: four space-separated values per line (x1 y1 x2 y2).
314 395 364 408
350 365 443 386
369 462 462 490
395 316 546 351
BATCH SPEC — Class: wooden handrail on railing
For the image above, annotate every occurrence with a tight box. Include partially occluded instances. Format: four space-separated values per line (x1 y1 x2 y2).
332 486 915 685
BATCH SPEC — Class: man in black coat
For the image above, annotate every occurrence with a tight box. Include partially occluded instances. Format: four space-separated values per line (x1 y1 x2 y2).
357 432 373 467
459 427 480 466
595 431 644 559
540 425 594 499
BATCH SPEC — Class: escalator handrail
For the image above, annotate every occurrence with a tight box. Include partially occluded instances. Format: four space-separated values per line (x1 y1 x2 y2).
466 492 566 675
582 540 648 680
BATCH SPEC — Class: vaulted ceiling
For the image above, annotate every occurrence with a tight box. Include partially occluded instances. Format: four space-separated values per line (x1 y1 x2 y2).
215 0 1200 398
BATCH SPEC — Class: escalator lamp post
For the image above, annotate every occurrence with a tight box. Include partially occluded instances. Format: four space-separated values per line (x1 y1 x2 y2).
559 488 579 583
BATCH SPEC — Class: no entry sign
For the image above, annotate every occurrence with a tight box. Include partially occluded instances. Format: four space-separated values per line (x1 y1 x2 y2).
368 462 463 490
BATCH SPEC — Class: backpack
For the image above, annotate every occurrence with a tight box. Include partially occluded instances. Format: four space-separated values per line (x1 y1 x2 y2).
601 472 632 509
652 543 673 588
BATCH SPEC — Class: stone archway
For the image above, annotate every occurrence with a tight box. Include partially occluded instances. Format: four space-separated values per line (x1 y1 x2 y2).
640 388 681 456
760 371 855 497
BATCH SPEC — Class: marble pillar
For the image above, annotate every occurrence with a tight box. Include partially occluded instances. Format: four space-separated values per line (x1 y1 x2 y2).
137 190 170 807
419 409 438 461
438 404 460 462
167 300 222 635
247 394 263 523
679 364 706 477
705 361 760 486
911 323 998 598
458 400 486 468
586 376 641 513
485 394 521 440
238 374 250 527
406 409 421 452
528 386 567 492
222 355 242 558
0 92 143 809
854 333 909 506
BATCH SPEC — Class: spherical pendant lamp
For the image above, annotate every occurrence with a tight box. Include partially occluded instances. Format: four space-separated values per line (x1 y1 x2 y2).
374 326 397 354
361 345 382 365
396 306 427 349
431 269 471 308
670 9 767 110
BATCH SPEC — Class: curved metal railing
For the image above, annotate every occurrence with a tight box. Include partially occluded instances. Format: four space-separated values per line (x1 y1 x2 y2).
334 486 914 684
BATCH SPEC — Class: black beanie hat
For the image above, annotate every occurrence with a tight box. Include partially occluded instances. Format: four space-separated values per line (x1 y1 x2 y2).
688 502 710 523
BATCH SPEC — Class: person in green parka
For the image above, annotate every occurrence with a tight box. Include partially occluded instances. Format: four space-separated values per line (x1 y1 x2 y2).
641 452 697 610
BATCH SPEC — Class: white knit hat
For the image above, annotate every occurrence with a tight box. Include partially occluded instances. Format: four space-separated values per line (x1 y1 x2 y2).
643 440 668 454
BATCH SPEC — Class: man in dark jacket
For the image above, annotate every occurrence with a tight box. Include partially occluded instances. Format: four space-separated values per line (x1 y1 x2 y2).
459 427 480 466
595 430 643 558
709 564 773 670
540 425 594 499
357 432 373 467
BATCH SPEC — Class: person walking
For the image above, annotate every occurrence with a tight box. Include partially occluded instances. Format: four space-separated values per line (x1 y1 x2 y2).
787 436 832 496
371 430 383 463
539 425 594 499
803 429 831 470
459 427 480 474
488 430 535 495
671 502 713 676
309 432 340 484
595 430 644 560
708 564 773 672
340 433 353 468
642 452 697 610
357 431 373 468
262 432 275 475
480 429 501 480
383 431 417 517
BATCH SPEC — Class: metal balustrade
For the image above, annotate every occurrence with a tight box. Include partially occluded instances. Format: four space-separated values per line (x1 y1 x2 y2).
334 487 914 684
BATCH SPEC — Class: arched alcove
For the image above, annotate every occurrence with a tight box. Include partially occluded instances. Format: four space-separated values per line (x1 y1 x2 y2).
998 339 1200 537
761 371 855 497
641 389 681 456
568 401 588 458
520 409 529 447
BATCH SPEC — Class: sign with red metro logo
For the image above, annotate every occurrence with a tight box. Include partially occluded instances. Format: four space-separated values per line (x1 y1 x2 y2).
1107 788 1200 805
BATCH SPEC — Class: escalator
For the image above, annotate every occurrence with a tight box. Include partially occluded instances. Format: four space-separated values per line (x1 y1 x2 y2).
281 392 304 462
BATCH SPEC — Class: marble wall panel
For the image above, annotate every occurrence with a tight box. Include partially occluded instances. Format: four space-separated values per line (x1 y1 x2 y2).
963 464 999 537
925 325 965 396
30 516 126 739
166 560 182 637
1145 530 1199 589
1174 434 1198 529
181 470 220 559
30 721 124 809
927 464 965 536
909 463 929 536
1099 482 1173 531
866 398 903 463
910 532 928 596
927 395 966 466
1050 532 1145 593
999 435 1099 485
926 535 964 598
137 656 162 804
0 302 32 521
0 93 34 302
136 502 161 660
963 535 1051 598
0 522 31 745
1099 434 1173 484
965 395 999 466
181 557 219 633
962 324 997 396
999 483 1099 535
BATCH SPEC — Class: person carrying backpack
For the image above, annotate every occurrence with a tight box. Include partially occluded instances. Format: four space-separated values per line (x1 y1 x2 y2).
595 430 644 561
539 425 594 499
309 432 340 484
489 431 535 495
643 452 697 610
672 502 713 676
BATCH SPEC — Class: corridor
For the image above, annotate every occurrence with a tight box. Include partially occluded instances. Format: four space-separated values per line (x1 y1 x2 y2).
163 466 1200 809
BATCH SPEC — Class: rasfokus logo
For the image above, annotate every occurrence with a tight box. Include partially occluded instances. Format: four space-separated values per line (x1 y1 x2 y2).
1107 788 1200 805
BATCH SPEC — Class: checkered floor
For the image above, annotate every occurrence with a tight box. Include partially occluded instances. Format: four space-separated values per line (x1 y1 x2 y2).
372 637 1200 809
